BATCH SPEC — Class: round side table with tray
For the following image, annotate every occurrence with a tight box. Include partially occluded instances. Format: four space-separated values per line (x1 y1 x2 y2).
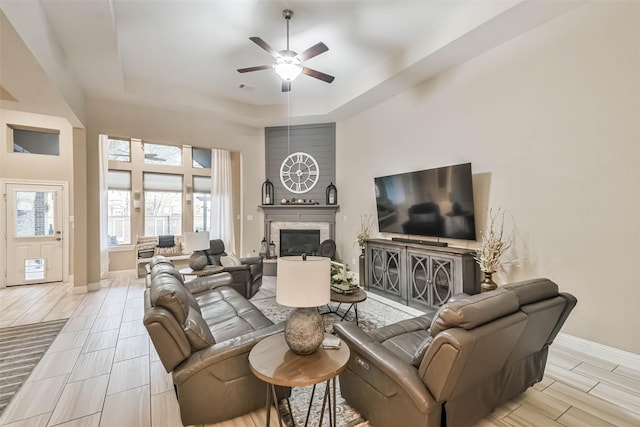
322 286 367 325
248 332 350 427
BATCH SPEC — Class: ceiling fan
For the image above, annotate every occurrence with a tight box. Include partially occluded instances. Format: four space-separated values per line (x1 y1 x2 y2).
237 9 335 92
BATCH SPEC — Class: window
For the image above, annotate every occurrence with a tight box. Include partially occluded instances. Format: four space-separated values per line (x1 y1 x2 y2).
15 191 55 236
107 170 131 245
193 176 211 232
108 138 130 162
11 126 60 156
144 172 182 236
144 143 182 166
192 147 212 168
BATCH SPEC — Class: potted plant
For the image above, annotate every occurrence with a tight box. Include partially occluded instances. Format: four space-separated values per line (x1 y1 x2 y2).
474 208 513 292
330 261 355 292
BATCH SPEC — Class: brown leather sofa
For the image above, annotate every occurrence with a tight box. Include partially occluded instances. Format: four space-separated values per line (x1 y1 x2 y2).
334 278 576 427
143 256 284 425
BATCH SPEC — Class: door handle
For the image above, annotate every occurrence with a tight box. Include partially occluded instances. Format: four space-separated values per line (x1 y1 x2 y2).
56 238 62 241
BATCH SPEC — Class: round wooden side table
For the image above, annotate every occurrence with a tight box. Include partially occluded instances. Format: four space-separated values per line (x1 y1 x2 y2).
323 288 367 325
248 332 350 427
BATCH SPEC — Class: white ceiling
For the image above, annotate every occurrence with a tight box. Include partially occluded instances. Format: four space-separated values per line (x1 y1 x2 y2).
1 0 584 128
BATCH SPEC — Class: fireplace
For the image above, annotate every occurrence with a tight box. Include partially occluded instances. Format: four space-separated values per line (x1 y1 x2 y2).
280 229 321 257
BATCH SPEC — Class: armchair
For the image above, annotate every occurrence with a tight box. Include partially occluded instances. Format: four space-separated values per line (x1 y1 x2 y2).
205 239 263 298
334 278 576 427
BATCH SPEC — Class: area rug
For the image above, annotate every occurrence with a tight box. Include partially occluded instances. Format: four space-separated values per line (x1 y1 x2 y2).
250 277 428 427
0 319 68 416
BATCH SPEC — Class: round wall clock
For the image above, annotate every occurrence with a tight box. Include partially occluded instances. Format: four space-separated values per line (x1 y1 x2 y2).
279 151 320 194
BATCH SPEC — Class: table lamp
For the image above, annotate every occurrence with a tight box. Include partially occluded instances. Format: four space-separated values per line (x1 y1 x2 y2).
277 255 330 355
184 231 210 270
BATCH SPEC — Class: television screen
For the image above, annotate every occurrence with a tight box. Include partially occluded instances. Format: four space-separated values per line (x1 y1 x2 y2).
374 163 476 240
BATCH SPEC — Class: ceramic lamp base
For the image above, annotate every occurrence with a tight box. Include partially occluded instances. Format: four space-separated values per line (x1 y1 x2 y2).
284 307 324 355
189 251 208 271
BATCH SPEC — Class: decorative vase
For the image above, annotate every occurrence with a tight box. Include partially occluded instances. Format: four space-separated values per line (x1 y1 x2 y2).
359 248 367 289
481 271 497 292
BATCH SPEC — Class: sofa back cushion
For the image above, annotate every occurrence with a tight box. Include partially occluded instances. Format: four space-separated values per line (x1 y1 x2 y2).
184 306 216 350
150 263 184 283
207 239 227 265
150 274 193 324
430 289 520 337
501 278 574 362
143 289 192 372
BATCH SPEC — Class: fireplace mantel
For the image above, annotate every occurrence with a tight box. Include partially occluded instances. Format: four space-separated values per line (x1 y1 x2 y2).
259 205 339 247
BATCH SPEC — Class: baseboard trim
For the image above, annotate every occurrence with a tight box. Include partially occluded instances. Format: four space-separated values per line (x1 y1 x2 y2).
87 282 102 292
555 333 640 371
366 290 425 317
72 285 88 294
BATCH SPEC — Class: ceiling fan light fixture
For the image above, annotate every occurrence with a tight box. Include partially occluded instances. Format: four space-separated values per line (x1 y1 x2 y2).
274 57 302 81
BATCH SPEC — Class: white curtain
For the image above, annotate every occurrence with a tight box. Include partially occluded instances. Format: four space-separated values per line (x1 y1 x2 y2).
209 149 236 254
98 134 110 279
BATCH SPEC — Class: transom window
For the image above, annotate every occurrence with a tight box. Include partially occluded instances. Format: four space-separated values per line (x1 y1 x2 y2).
108 138 130 162
144 143 182 166
11 126 60 156
192 147 212 168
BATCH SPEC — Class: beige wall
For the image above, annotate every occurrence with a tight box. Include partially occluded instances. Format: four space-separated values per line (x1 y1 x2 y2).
335 2 640 354
85 97 264 282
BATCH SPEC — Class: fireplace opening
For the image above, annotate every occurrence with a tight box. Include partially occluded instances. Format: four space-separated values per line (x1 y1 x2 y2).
280 229 321 257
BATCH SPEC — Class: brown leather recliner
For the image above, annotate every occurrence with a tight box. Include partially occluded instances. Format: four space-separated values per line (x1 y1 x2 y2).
143 257 284 425
205 239 263 298
334 278 576 427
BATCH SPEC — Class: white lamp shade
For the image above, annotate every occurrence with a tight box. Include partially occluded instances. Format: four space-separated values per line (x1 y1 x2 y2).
276 256 330 308
184 232 210 253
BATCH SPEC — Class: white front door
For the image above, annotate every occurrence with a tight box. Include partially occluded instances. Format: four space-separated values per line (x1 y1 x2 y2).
5 184 64 286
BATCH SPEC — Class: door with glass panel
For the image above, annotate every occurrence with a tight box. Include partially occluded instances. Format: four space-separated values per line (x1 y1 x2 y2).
5 184 64 285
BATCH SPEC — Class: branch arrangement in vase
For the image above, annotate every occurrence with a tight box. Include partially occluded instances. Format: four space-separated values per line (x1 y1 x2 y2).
355 213 374 249
474 208 513 274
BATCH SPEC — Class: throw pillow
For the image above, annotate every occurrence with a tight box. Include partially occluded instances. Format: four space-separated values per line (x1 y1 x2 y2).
411 336 433 368
220 253 242 267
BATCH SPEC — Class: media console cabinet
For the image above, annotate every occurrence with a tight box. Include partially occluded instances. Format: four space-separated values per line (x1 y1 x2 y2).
365 239 480 311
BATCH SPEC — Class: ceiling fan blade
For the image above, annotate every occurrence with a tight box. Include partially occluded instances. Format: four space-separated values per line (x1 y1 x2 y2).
302 67 335 83
237 65 272 73
249 37 281 59
296 42 329 62
282 81 291 92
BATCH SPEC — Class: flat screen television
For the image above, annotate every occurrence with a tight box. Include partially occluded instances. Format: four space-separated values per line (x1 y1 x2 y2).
374 162 476 240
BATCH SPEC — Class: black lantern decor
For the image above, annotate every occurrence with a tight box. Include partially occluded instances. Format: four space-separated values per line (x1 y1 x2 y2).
259 238 268 257
268 240 276 259
262 179 274 205
326 182 337 205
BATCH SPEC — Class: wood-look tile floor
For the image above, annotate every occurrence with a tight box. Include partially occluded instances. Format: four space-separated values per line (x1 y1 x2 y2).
0 274 639 427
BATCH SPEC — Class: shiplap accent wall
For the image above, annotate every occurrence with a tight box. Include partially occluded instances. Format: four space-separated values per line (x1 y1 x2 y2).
265 123 336 204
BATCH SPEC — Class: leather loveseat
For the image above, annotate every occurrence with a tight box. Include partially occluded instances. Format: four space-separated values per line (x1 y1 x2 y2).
334 278 576 427
143 256 284 425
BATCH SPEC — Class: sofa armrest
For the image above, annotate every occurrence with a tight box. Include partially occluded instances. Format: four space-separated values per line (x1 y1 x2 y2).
334 322 438 414
221 264 251 273
173 323 284 385
183 272 233 295
240 256 263 266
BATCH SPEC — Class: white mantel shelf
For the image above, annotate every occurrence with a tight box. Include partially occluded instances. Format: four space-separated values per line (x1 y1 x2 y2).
259 205 340 210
